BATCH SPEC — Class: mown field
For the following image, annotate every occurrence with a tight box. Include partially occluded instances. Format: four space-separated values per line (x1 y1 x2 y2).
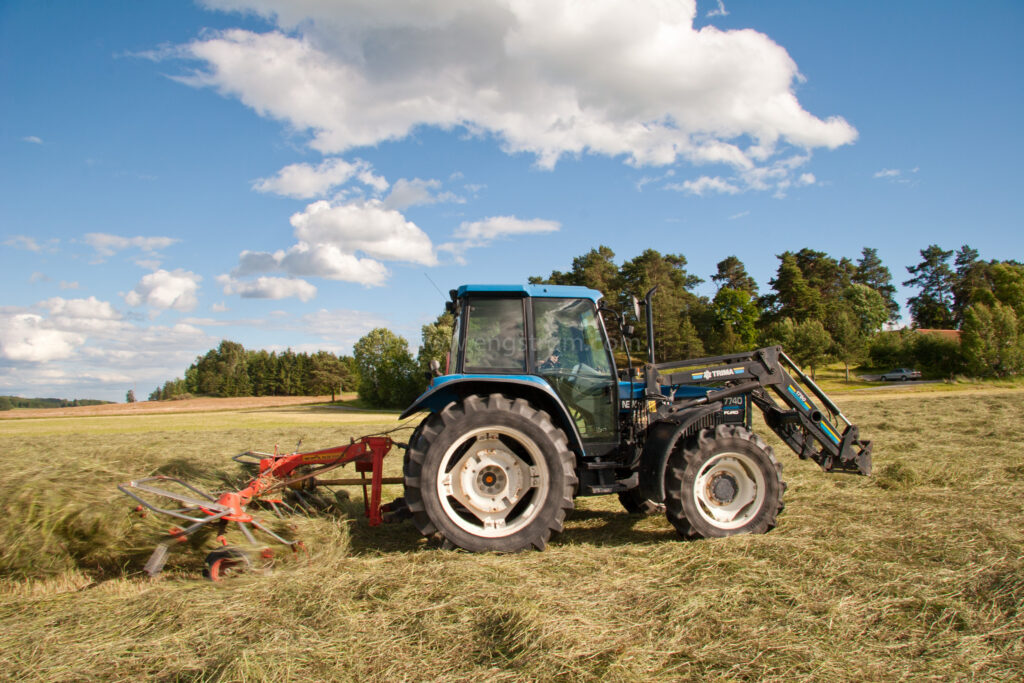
1 390 1022 681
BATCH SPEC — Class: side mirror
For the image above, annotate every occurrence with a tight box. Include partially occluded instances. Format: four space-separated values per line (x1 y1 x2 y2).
429 359 442 377
624 324 635 336
631 295 641 321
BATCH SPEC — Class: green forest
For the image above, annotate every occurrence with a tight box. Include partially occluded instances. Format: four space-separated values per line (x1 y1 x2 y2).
149 243 1024 408
0 396 111 411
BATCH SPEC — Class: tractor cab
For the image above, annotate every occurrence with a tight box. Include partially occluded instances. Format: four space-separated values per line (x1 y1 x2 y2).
404 284 620 454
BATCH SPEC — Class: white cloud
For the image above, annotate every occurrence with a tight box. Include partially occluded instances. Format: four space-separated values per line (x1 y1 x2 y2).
23 136 43 144
84 233 179 259
253 157 387 198
0 313 84 362
873 166 919 185
440 215 560 262
174 0 855 172
728 210 750 220
124 269 202 312
217 275 317 301
0 299 216 401
383 178 463 210
59 281 80 290
5 235 57 252
212 302 229 312
291 200 437 265
227 198 438 287
668 153 817 196
706 1 729 18
453 216 560 243
40 296 120 320
669 176 741 196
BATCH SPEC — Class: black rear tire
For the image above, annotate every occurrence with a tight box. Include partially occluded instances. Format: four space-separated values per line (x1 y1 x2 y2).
404 394 576 552
665 424 784 539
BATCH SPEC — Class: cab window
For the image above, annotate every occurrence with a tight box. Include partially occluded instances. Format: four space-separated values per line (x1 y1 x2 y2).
462 298 526 373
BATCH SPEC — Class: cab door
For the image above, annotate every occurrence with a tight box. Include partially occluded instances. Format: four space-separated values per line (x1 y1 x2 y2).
531 298 618 443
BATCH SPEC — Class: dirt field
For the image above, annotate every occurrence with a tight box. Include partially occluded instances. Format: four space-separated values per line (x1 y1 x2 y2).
0 394 348 419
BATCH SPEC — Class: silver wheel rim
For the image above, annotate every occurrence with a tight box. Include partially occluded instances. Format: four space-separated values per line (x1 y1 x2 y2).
692 451 766 530
437 426 549 538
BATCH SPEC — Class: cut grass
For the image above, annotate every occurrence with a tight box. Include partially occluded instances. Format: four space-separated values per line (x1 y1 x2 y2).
0 390 1022 680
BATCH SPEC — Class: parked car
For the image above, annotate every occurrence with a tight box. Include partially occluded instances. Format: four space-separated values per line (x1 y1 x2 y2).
880 368 922 381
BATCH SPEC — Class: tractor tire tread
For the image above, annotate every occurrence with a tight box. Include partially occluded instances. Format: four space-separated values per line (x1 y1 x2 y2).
404 393 576 552
665 423 784 540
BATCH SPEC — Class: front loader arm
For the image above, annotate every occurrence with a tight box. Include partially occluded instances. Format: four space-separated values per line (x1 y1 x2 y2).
648 346 872 475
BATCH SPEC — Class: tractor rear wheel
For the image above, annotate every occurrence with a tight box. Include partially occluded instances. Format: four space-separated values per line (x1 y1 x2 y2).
404 394 576 552
665 424 784 539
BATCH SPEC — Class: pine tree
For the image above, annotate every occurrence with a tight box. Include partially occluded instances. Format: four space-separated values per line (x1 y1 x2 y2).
852 247 899 322
903 245 955 329
711 256 758 295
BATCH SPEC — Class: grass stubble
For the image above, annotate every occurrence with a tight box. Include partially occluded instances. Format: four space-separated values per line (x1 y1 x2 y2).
0 391 1021 681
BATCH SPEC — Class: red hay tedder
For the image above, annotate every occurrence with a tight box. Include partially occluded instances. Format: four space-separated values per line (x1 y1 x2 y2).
119 435 402 579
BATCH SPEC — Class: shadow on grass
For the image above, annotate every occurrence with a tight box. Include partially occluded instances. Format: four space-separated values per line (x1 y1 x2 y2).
333 497 678 554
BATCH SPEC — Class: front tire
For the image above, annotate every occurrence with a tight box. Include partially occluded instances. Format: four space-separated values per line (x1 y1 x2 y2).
404 394 576 552
665 424 784 539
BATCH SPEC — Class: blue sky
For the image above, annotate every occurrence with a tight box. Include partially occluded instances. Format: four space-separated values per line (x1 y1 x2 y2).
2 0 1022 401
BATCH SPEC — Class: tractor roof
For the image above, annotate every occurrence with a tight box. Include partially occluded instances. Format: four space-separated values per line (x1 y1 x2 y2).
457 283 603 303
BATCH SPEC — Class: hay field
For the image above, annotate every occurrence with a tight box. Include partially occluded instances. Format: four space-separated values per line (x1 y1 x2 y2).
0 390 1021 681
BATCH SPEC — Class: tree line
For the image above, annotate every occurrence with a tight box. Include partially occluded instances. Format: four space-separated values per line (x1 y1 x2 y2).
0 396 110 411
149 243 1024 408
149 341 359 401
527 243 1024 381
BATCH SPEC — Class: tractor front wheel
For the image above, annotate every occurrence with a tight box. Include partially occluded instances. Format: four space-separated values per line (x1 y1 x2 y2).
665 424 784 539
404 394 576 552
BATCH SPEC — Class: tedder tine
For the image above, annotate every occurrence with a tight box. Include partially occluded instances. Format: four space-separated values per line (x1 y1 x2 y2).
119 436 396 579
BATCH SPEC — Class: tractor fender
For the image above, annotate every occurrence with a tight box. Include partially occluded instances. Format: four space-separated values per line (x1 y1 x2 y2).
400 375 586 456
638 405 721 504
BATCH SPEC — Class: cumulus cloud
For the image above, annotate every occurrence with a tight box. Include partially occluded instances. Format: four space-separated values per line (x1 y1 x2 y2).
217 275 317 301
5 235 58 252
124 269 202 311
669 153 818 197
440 215 559 262
669 176 741 196
84 233 179 259
175 0 854 173
0 313 85 362
40 296 120 320
291 200 437 265
253 157 387 198
0 297 217 401
383 178 463 210
225 198 438 288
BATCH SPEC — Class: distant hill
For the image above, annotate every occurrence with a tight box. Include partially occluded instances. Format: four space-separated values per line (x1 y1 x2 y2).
0 396 113 411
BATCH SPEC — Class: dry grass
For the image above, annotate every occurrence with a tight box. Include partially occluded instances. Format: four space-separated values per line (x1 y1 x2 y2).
0 391 1022 681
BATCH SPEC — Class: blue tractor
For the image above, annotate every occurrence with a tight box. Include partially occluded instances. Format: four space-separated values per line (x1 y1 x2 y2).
397 284 872 553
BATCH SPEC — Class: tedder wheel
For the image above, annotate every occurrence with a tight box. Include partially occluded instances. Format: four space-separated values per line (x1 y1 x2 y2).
665 424 784 539
404 393 576 552
202 548 251 581
617 487 665 516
